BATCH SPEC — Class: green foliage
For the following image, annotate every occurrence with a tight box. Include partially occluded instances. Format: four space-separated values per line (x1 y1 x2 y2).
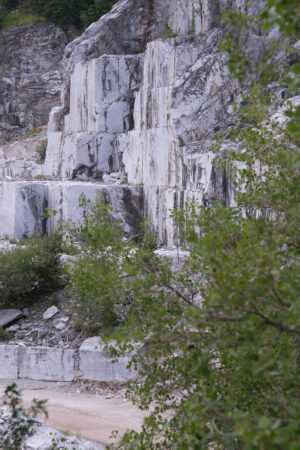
37 139 47 163
0 327 10 341
68 197 131 335
0 232 64 308
0 383 47 450
161 24 177 40
101 1 300 449
0 0 118 30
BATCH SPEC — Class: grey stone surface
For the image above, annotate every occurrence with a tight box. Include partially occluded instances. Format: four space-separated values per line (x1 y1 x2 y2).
0 345 18 379
0 126 46 180
0 309 23 328
0 181 143 239
41 0 276 246
53 316 70 331
79 337 134 382
0 23 67 142
25 426 102 450
18 346 74 382
43 306 59 321
0 0 292 246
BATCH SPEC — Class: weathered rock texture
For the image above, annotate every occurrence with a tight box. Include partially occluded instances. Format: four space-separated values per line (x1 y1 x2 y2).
0 23 67 142
0 339 135 382
0 181 143 239
42 0 272 244
0 0 290 243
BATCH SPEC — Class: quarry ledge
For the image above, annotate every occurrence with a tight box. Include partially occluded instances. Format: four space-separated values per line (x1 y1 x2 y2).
0 180 144 239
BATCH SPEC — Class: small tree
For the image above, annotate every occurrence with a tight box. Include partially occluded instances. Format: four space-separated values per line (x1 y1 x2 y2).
104 1 300 449
69 197 131 335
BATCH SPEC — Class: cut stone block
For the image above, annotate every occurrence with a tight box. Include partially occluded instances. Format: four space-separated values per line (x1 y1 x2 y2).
18 347 74 382
79 337 135 382
0 309 23 328
0 345 18 379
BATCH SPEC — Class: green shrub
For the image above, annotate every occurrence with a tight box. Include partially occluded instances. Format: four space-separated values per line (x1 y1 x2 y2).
69 198 130 335
0 327 10 341
36 139 47 163
0 232 64 308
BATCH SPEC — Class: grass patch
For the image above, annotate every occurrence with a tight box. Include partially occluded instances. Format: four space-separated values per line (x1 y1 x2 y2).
161 24 177 39
1 12 45 31
5 126 44 145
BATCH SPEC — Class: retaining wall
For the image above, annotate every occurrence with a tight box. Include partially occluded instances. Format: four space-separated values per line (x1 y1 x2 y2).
0 339 135 382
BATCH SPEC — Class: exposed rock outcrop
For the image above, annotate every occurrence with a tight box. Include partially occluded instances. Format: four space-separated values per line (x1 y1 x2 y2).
0 0 293 244
43 0 273 244
0 23 67 142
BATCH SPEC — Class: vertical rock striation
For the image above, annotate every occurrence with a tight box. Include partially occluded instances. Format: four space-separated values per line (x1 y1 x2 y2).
0 0 281 243
0 23 67 142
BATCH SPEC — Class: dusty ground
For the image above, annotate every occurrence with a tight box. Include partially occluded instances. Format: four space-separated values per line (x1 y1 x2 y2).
0 379 147 448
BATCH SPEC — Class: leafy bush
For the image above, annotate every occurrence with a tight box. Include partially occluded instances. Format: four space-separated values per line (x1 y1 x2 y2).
68 198 130 335
105 2 300 449
0 232 64 308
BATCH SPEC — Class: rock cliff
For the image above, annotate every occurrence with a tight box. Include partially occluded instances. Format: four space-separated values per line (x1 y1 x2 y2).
0 0 293 244
0 23 67 143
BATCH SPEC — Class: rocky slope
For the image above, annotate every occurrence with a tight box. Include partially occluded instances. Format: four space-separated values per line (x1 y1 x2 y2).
0 0 295 244
0 23 67 143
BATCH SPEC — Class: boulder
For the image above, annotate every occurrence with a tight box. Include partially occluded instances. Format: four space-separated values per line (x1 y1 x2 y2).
0 309 23 328
53 316 70 331
43 306 59 321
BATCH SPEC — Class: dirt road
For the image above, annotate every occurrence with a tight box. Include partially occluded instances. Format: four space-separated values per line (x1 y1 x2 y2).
0 380 147 448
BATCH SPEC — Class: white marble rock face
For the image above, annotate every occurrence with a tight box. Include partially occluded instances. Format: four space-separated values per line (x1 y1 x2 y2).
0 181 143 239
0 0 286 244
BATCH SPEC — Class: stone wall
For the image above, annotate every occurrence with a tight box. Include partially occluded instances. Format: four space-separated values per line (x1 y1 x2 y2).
0 338 135 382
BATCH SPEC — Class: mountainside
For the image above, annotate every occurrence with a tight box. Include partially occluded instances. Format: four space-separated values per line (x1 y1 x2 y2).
0 0 296 244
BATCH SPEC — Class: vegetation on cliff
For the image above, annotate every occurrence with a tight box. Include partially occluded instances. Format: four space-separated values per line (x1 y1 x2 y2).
0 232 64 308
0 0 117 30
68 1 299 448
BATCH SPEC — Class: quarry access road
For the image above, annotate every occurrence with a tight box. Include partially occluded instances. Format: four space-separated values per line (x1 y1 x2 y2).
0 379 147 448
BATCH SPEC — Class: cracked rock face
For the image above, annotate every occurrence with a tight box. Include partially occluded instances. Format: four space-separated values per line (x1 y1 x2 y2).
0 0 292 244
0 23 67 143
44 0 262 245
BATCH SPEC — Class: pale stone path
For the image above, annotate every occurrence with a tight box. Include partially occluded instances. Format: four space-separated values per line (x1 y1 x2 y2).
0 380 147 448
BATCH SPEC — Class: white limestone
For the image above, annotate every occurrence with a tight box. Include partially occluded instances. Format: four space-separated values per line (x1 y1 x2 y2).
25 427 101 450
44 54 143 180
43 306 59 321
18 346 74 382
79 337 135 382
0 0 279 245
0 182 48 239
0 345 18 379
0 181 143 239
